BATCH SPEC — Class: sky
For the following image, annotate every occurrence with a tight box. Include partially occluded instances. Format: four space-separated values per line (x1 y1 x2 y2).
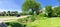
0 0 59 12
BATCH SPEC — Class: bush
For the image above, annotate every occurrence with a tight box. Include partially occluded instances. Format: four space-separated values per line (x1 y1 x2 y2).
17 15 36 23
28 15 36 22
38 13 45 17
17 18 28 24
5 22 26 27
36 13 47 20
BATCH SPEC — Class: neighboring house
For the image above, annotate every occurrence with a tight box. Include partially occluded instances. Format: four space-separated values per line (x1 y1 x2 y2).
39 8 45 14
39 10 43 13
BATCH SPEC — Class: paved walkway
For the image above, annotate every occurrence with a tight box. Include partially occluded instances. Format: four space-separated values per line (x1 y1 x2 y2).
0 15 31 23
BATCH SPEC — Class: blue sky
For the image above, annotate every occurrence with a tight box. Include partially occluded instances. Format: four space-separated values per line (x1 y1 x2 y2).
0 0 59 12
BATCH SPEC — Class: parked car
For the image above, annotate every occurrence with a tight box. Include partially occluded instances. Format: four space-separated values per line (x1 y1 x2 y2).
16 14 20 17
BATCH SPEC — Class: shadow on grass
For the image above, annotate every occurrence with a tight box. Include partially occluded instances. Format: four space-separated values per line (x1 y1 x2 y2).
5 22 26 27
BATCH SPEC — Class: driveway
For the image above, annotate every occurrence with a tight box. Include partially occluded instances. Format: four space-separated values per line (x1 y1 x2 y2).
0 15 31 23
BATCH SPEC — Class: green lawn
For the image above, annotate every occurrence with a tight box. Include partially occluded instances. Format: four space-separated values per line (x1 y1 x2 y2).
5 17 60 27
26 17 60 27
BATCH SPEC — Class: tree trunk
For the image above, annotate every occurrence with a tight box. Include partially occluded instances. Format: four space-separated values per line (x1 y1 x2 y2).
35 9 39 15
31 8 34 15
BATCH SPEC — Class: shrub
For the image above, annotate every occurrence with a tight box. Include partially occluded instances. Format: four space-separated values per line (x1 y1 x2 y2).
17 18 28 24
5 22 26 27
17 15 36 23
28 15 36 22
38 13 45 17
36 14 47 20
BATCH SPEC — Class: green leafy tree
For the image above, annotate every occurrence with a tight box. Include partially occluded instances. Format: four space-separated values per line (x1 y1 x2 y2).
53 6 60 17
7 11 10 16
15 11 18 15
45 6 52 17
22 0 40 15
3 11 6 16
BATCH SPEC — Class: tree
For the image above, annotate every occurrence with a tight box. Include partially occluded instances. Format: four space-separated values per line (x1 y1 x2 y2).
7 11 10 16
53 6 60 17
22 0 40 15
3 11 6 16
15 11 18 16
45 6 52 17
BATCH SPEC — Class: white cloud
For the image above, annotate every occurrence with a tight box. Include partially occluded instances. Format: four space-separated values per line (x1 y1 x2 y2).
0 9 7 12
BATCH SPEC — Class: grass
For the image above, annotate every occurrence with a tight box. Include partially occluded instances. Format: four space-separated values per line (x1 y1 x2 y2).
26 17 60 27
4 16 60 27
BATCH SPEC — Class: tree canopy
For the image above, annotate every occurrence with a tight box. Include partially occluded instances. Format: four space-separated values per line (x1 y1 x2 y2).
45 5 52 17
53 6 60 16
22 0 41 15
